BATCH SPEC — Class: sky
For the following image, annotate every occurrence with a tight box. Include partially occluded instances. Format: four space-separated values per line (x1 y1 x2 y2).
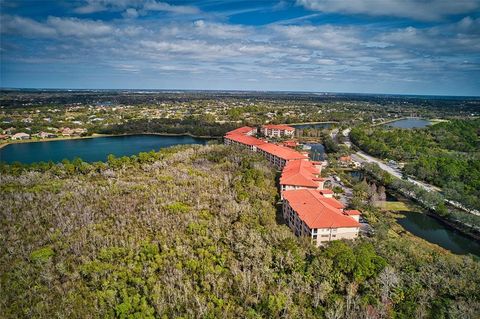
1 0 480 95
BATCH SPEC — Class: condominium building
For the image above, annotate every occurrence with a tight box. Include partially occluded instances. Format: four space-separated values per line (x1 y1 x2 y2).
280 160 325 197
224 132 266 151
256 143 308 169
224 126 362 246
282 189 360 246
226 126 257 136
261 124 295 138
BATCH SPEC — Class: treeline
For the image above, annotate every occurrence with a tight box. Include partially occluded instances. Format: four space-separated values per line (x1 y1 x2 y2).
350 119 480 210
1 145 479 318
100 117 236 137
361 162 480 232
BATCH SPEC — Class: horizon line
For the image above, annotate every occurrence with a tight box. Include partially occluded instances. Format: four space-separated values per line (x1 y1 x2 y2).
1 87 479 99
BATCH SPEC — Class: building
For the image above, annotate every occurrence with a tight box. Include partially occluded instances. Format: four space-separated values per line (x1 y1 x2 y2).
60 127 74 136
224 127 362 245
280 160 325 196
38 131 57 139
281 140 299 148
261 124 295 138
226 126 257 136
11 132 30 140
224 133 266 151
282 189 360 246
339 156 352 167
256 143 308 169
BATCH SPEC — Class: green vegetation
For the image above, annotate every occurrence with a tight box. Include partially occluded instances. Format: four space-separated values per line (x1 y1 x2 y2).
1 145 479 318
377 201 412 212
101 117 235 137
351 119 480 211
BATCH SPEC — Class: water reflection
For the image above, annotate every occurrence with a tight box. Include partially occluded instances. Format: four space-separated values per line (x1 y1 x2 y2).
397 211 480 257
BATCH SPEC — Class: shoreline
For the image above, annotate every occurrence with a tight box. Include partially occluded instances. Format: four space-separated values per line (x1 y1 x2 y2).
372 117 433 127
0 132 221 149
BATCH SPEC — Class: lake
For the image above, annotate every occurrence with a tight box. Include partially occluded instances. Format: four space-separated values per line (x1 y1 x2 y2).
386 118 431 129
397 211 480 257
0 134 211 164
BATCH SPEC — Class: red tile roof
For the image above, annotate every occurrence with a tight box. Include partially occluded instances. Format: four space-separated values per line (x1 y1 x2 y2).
280 160 321 188
320 197 345 209
225 134 266 146
263 124 295 131
344 210 361 216
282 140 298 148
257 143 308 161
339 156 352 162
319 189 334 194
283 189 359 228
226 126 255 135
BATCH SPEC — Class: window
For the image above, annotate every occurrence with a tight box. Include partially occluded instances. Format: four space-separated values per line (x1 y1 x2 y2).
313 235 317 240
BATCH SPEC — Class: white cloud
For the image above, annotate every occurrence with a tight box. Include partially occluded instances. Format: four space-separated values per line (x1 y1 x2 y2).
2 9 479 94
297 0 480 21
1 14 57 37
123 8 139 19
143 1 200 14
193 20 249 38
46 17 113 37
74 0 200 16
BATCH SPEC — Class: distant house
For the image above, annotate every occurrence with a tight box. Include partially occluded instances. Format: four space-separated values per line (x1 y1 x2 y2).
73 128 87 135
11 132 30 140
60 127 74 136
339 156 352 167
0 134 9 140
38 131 57 139
4 127 16 135
261 124 295 138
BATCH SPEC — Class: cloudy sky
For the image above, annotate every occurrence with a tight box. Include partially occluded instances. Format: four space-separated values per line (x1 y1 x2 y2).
1 0 479 95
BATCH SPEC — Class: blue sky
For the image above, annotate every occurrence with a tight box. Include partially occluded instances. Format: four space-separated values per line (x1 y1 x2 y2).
1 0 480 95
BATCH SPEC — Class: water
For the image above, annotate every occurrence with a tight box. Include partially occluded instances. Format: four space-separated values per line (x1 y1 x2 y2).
0 134 210 164
386 118 432 129
291 122 333 130
348 170 364 181
397 211 480 257
305 143 325 161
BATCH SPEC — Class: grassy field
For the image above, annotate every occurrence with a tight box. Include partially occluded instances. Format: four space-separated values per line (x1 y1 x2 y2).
377 200 412 211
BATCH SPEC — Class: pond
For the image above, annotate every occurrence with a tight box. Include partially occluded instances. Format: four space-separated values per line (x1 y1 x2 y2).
348 170 364 181
0 134 211 164
305 143 326 161
385 118 432 129
397 211 480 257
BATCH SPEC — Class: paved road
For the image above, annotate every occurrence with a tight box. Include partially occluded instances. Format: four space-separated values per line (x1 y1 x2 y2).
342 128 351 148
346 132 480 216
352 150 440 192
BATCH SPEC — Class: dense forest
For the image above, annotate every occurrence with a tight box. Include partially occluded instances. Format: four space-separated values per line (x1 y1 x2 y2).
101 117 235 137
1 145 479 318
350 119 480 210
